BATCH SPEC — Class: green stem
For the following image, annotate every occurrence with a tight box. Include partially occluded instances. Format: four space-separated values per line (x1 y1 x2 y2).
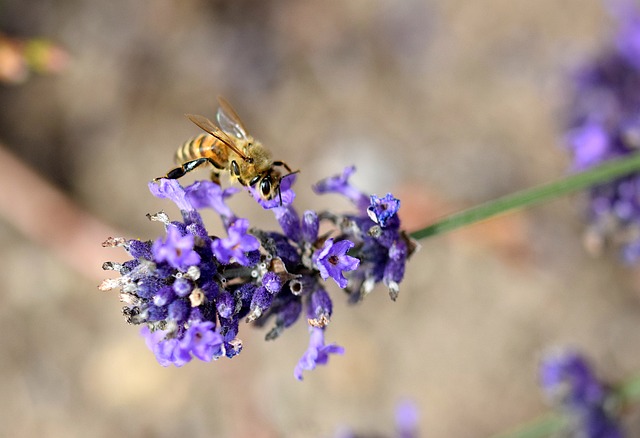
410 153 640 241
489 414 565 438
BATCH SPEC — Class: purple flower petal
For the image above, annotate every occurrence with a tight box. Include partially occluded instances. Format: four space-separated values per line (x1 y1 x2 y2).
565 123 610 171
307 287 333 322
367 193 401 228
140 326 192 367
313 166 370 212
312 238 360 288
148 179 193 211
273 205 301 242
395 400 420 438
152 224 201 270
301 210 319 243
211 218 260 266
184 180 240 219
179 321 224 362
262 272 283 294
294 327 344 381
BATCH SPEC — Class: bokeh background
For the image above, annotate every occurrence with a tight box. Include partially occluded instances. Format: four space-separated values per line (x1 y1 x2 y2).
1 0 638 436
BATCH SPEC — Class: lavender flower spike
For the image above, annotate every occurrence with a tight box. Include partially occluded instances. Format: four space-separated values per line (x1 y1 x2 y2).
103 161 415 378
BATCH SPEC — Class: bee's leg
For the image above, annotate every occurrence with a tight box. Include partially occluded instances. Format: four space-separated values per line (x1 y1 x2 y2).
272 161 293 173
154 158 211 181
209 171 221 185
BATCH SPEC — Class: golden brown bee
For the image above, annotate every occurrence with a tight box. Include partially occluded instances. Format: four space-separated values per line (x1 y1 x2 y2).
157 96 295 202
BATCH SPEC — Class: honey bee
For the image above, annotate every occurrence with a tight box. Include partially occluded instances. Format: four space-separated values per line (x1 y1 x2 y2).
157 96 295 202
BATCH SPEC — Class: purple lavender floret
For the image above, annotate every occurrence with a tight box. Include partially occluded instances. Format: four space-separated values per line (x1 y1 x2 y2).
313 165 370 212
152 224 201 270
211 218 260 266
101 165 415 378
565 2 640 263
368 193 401 228
294 327 345 381
313 238 360 289
540 349 623 438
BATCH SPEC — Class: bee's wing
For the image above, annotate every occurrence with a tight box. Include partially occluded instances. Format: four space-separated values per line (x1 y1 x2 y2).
186 114 248 160
216 96 248 141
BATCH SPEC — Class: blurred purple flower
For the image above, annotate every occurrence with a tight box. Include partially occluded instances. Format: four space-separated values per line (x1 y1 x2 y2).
565 0 640 263
540 349 622 438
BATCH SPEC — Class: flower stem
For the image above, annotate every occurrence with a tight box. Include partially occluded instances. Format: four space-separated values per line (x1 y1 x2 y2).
410 153 640 241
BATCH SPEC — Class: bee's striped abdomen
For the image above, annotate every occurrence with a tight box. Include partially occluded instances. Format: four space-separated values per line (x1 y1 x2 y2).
175 134 228 170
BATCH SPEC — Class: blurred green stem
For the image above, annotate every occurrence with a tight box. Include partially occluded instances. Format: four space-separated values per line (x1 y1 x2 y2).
410 153 640 241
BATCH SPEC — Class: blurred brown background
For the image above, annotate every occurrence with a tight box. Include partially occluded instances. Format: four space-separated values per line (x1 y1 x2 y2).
1 0 638 437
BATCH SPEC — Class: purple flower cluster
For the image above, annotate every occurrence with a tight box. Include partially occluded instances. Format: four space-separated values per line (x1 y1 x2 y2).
100 166 415 379
565 1 640 262
540 350 622 438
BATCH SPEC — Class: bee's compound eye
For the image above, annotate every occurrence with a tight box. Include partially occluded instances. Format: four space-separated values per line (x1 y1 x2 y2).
231 160 240 176
249 175 261 187
260 179 272 199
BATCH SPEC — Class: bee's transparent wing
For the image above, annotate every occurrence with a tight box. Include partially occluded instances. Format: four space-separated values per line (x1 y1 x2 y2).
216 96 248 140
186 113 247 159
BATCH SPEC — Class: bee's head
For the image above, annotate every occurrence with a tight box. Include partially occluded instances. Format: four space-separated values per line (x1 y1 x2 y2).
249 170 280 202
249 164 298 206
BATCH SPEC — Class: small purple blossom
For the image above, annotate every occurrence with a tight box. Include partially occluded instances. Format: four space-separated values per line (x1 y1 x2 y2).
313 165 370 212
308 287 333 324
272 205 301 241
367 193 401 228
396 400 420 438
152 224 201 270
148 179 193 211
141 326 192 367
301 210 319 243
179 320 224 362
211 218 260 266
262 272 283 294
294 327 345 381
540 349 622 438
565 123 610 171
313 238 360 289
185 180 239 220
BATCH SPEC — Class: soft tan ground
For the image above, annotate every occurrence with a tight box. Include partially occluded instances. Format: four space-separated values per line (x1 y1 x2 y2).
1 1 639 437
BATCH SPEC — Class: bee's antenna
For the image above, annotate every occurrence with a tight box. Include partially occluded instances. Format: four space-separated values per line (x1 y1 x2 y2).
277 169 300 206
